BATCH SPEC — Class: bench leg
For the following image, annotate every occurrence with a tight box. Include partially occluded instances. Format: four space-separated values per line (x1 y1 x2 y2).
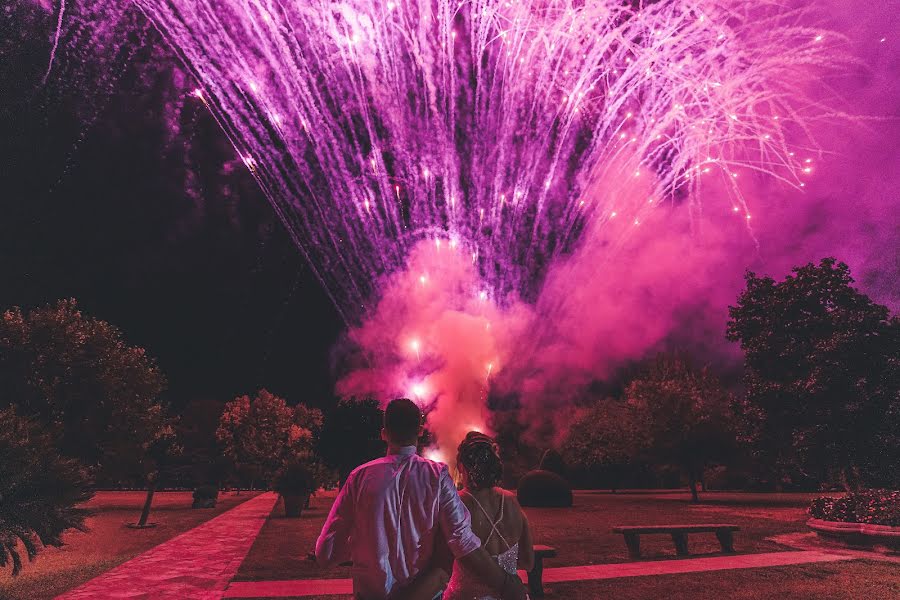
716 530 735 553
624 533 641 560
672 533 689 556
528 557 545 597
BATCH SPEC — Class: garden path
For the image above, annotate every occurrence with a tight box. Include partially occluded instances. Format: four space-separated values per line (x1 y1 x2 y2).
56 492 278 600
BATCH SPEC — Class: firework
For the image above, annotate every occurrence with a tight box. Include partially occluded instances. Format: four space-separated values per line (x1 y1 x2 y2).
107 0 844 322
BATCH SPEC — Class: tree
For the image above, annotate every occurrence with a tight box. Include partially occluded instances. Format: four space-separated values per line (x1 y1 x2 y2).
293 403 324 437
726 258 900 490
0 299 178 526
0 407 93 575
216 389 305 489
131 421 182 528
0 299 168 475
626 353 737 502
177 398 231 487
317 397 385 485
560 398 643 492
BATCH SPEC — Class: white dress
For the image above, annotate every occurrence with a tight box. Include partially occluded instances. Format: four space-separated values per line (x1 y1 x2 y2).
443 492 520 600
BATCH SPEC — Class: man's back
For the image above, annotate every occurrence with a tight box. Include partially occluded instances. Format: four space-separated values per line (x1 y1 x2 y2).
316 446 481 599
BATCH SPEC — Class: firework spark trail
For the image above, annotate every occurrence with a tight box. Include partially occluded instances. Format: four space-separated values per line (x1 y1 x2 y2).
126 0 844 322
42 0 67 85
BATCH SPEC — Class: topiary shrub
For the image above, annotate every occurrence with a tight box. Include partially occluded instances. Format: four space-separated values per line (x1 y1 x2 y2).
0 407 94 575
274 461 316 518
517 469 573 508
192 485 219 509
538 449 566 477
809 490 900 526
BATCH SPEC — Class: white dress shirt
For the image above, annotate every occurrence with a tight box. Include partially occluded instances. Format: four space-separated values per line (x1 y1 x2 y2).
316 445 482 599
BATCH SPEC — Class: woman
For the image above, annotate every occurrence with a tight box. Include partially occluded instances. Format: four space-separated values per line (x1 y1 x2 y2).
444 431 534 600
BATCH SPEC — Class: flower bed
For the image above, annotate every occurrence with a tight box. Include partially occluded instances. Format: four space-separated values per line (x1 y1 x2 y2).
807 490 900 550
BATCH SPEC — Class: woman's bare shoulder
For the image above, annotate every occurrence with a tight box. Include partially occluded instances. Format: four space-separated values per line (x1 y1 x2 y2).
498 488 525 514
458 489 474 507
498 487 520 501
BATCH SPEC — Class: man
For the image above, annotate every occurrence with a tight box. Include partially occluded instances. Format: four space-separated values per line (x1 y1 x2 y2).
316 398 527 600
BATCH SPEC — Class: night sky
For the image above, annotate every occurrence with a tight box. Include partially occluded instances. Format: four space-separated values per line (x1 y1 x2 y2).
1 7 343 409
2 0 897 419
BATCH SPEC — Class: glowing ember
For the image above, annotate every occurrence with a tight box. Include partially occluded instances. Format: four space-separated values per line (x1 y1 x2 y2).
423 448 444 463
410 381 428 399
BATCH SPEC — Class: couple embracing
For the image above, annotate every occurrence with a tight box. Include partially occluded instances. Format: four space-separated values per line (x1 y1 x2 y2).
316 398 533 600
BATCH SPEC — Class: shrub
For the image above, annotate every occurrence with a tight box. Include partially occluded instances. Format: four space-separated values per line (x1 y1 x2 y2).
0 407 94 575
517 470 573 508
192 485 219 509
274 461 317 518
274 461 316 496
808 490 900 526
538 449 566 477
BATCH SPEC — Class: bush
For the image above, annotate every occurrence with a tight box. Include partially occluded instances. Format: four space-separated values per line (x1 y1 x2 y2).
517 470 573 508
0 407 94 575
192 485 219 509
274 461 316 518
538 449 566 477
274 462 316 495
809 490 900 526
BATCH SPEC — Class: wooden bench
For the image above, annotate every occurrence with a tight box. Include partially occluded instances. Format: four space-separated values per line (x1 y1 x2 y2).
612 524 739 559
527 544 557 597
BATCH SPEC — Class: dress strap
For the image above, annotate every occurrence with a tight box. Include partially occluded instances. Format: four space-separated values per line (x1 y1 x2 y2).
464 490 512 551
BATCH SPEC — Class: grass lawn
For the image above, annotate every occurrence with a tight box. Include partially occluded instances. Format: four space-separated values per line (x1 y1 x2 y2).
526 490 822 565
235 489 900 599
0 490 259 600
544 559 900 599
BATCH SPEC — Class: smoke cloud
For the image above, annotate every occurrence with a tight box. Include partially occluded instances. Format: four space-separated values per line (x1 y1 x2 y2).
335 1 899 459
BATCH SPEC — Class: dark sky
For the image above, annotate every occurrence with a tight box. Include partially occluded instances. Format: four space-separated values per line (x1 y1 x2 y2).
0 7 344 410
3 1 896 416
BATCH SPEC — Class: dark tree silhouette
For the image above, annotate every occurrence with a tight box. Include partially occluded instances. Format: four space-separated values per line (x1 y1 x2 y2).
626 353 737 502
727 258 900 490
317 397 385 485
0 300 168 468
561 398 642 492
0 299 177 525
216 389 304 490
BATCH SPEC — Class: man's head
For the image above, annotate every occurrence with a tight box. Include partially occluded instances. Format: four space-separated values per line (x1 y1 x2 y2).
382 398 423 446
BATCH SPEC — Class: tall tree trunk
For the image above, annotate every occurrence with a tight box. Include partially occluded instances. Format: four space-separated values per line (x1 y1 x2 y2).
840 465 862 492
137 474 157 527
687 465 700 503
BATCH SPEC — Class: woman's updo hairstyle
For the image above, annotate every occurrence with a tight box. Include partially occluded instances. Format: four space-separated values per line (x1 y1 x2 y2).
457 431 503 490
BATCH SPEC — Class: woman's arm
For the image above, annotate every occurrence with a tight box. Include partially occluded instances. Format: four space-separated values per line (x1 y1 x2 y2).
517 510 535 572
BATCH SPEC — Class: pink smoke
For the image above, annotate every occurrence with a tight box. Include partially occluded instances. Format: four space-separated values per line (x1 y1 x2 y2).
336 1 899 458
336 240 534 462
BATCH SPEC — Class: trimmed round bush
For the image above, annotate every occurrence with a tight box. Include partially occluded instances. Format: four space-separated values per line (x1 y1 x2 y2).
538 449 566 477
274 461 316 518
192 485 219 509
809 489 900 526
517 469 573 508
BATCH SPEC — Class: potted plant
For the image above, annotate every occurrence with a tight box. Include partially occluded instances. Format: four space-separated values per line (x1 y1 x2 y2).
274 461 315 518
807 489 900 550
192 484 219 509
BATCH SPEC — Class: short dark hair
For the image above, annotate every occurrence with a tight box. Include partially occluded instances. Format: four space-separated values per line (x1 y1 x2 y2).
384 398 422 444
